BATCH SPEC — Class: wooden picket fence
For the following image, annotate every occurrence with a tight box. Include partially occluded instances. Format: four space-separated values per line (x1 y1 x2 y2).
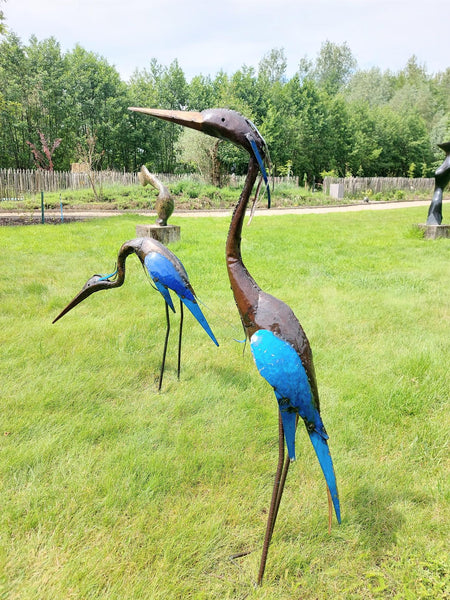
0 169 300 200
323 176 434 196
0 169 141 199
0 169 435 200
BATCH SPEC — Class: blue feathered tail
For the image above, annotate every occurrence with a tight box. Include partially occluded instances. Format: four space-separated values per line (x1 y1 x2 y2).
308 430 341 523
180 297 219 346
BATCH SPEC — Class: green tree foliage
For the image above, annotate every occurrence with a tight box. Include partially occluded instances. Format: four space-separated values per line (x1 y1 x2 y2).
0 33 130 170
0 0 6 35
128 59 188 172
188 74 217 110
25 37 68 167
258 47 288 86
176 128 224 185
62 45 130 170
0 33 35 167
310 40 357 95
344 67 396 106
0 31 448 181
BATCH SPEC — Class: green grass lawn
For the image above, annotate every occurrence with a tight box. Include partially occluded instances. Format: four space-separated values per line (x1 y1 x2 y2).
0 208 448 599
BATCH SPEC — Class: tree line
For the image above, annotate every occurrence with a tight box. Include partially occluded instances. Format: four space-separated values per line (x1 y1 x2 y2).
0 31 449 183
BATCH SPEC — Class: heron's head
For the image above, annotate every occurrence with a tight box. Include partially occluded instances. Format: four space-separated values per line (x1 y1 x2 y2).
130 107 265 153
129 106 271 204
52 272 117 324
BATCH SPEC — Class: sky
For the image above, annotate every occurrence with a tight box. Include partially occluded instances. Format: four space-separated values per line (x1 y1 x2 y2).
3 0 450 81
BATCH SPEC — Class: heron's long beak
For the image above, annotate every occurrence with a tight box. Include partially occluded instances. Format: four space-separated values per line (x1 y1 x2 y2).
128 107 205 132
52 288 95 323
52 274 115 324
129 106 271 207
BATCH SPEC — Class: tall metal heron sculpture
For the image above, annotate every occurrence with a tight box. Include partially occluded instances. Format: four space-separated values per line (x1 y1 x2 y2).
129 107 341 584
53 237 219 390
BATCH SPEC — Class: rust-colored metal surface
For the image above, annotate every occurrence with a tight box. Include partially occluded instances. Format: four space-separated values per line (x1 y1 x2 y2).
129 106 269 165
138 165 174 226
427 141 450 225
130 106 340 586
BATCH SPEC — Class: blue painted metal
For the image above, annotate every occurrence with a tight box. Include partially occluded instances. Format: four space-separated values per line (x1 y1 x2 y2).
247 135 271 207
53 237 219 389
250 328 341 523
144 251 218 346
98 269 118 282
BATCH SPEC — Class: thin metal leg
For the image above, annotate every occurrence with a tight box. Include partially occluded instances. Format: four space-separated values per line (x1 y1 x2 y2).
271 416 300 533
177 300 183 380
270 415 299 541
257 412 285 586
159 302 170 391
270 454 291 541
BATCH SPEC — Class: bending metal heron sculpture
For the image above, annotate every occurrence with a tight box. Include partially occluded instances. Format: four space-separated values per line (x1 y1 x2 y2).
129 107 341 584
53 237 219 390
138 165 175 226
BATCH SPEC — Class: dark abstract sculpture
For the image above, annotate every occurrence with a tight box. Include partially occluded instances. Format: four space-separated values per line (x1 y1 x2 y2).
53 237 218 390
426 142 450 225
130 107 341 585
139 165 174 226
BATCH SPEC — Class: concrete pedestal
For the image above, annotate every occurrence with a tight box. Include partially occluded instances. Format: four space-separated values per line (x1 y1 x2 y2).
417 224 450 240
135 224 180 245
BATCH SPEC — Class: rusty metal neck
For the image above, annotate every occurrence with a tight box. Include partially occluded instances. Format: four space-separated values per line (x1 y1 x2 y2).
226 157 260 261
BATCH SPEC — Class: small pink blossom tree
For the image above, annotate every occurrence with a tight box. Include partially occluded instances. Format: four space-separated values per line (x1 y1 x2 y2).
26 131 61 171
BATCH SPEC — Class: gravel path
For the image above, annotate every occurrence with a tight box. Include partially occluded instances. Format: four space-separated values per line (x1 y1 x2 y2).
0 199 448 225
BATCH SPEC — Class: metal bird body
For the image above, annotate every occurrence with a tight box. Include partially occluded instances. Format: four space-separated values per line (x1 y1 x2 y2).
129 107 340 584
224 151 340 520
53 237 218 389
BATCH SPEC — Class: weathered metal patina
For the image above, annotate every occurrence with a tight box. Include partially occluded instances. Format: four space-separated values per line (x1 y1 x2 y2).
138 165 174 226
130 106 341 586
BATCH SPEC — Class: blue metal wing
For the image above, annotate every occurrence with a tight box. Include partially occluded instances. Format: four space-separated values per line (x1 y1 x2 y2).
250 328 340 523
144 252 218 346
